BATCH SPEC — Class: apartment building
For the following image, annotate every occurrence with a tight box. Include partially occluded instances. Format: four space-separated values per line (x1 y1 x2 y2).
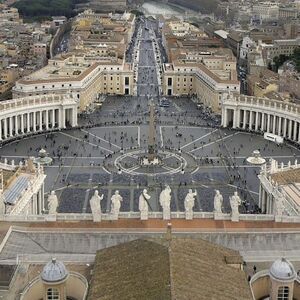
12 54 134 111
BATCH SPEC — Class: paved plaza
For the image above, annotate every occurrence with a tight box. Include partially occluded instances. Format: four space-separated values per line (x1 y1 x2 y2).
0 95 299 214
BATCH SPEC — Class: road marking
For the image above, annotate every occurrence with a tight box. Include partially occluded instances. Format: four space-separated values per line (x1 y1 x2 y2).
81 129 121 149
181 129 218 149
189 133 239 153
138 126 140 147
59 132 113 154
159 126 164 147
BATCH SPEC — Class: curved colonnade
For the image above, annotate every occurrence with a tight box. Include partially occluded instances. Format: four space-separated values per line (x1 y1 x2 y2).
221 94 300 145
0 92 299 148
0 94 78 142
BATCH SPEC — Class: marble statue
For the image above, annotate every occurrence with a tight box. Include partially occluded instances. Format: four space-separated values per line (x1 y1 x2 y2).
110 190 123 220
159 185 171 220
139 189 151 220
90 190 104 222
230 191 242 222
184 189 197 220
214 190 223 214
48 191 58 215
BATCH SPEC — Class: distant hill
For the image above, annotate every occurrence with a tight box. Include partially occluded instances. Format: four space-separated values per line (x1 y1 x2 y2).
12 0 87 20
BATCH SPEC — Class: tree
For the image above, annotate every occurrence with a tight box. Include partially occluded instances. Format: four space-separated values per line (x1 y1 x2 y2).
292 47 300 72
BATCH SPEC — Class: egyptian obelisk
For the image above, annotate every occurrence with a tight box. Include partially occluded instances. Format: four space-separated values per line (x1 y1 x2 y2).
148 100 156 162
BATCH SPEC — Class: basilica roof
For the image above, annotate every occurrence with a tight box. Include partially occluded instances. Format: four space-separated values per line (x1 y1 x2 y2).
88 238 252 300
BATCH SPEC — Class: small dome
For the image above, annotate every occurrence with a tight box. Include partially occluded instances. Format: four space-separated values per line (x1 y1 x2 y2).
270 258 296 281
41 258 68 283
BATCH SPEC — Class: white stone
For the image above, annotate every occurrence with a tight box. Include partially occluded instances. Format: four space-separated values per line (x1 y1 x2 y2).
139 189 150 220
159 185 171 220
184 189 197 220
230 191 242 222
48 191 58 215
214 190 224 219
110 190 123 220
90 190 104 222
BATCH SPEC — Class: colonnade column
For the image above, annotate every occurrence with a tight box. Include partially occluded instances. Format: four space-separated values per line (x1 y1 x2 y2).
236 109 240 128
272 116 276 134
26 113 30 133
15 115 18 135
283 118 287 137
72 108 77 127
293 121 298 141
288 120 292 139
9 117 13 137
255 112 259 131
243 110 247 129
261 113 265 131
267 114 270 133
52 109 55 128
32 111 36 132
278 117 282 136
232 109 236 129
3 119 7 138
39 111 43 131
59 108 66 129
21 114 24 134
0 120 2 141
223 108 228 127
45 110 49 130
249 111 253 130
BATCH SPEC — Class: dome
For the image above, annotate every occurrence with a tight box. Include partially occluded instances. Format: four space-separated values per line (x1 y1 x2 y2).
41 258 69 283
269 258 296 281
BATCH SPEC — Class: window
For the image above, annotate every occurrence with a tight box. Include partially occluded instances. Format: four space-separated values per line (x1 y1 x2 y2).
167 78 172 86
125 77 129 85
278 286 289 300
47 288 60 300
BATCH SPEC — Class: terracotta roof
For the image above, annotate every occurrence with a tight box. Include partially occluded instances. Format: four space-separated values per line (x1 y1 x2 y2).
271 168 300 185
88 239 171 300
173 61 240 85
88 238 252 300
17 60 123 85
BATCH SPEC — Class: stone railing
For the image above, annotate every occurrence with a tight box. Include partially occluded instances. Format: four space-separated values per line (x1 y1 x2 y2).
0 212 295 223
224 94 300 117
0 94 76 113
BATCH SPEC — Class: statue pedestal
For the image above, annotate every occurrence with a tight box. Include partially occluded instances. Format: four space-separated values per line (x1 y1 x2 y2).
140 211 148 220
162 211 170 220
214 212 224 220
275 215 283 222
92 213 102 222
231 213 239 222
110 213 119 221
185 211 193 220
45 214 56 222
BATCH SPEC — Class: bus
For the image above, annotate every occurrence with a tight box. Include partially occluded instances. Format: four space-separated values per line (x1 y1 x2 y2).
159 98 170 107
264 133 284 144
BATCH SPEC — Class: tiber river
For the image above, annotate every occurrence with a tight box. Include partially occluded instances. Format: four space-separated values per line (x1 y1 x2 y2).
141 1 186 16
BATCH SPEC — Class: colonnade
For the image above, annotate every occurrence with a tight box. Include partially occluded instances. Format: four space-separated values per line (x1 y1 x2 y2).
259 184 274 214
0 94 78 141
221 94 300 144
